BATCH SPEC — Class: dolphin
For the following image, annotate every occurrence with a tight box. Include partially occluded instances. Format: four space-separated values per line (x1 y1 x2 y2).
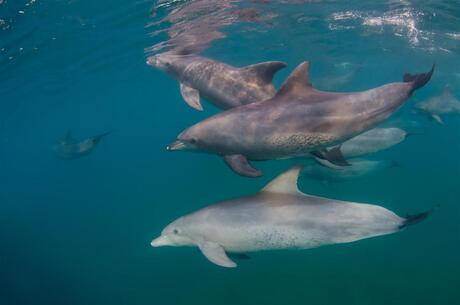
414 86 460 124
167 61 434 177
151 166 430 268
315 62 359 90
53 129 111 160
147 52 286 111
304 159 397 181
312 127 410 168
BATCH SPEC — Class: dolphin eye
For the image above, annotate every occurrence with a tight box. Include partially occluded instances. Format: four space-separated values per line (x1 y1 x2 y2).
189 138 197 144
173 229 179 234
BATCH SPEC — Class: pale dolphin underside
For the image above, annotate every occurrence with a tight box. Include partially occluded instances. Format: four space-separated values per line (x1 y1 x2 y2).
151 166 431 268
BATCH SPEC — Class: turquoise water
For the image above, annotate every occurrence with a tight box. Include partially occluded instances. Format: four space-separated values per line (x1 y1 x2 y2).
1 0 459 304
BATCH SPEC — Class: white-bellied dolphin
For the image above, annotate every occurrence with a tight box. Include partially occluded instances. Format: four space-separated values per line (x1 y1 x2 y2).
151 166 430 268
147 52 286 111
53 130 111 160
414 86 460 124
167 61 434 177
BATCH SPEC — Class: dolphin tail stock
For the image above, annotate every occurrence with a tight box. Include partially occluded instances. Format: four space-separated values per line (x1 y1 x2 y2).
403 64 435 93
92 130 112 144
399 205 438 230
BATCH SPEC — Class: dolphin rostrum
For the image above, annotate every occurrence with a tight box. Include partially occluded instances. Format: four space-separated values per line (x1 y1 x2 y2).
414 86 460 124
151 166 430 268
53 129 111 160
147 52 286 111
167 61 434 177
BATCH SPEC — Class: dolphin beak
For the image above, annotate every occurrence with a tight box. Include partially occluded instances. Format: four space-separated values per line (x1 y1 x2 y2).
146 56 157 66
167 140 186 151
151 235 169 247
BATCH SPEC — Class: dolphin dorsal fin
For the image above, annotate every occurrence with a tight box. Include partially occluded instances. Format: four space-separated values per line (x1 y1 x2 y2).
275 61 313 97
261 165 303 195
244 61 287 84
441 85 452 97
64 129 75 142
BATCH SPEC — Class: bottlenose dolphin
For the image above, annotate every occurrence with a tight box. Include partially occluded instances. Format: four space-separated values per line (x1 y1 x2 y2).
53 130 111 160
168 61 434 177
313 127 410 169
151 166 430 268
304 159 396 181
147 52 286 110
414 86 460 124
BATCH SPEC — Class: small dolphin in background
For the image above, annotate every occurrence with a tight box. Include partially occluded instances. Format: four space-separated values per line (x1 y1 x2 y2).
313 127 411 168
53 129 111 160
151 166 430 268
168 61 434 177
414 86 460 124
147 51 286 111
303 159 396 181
315 62 359 90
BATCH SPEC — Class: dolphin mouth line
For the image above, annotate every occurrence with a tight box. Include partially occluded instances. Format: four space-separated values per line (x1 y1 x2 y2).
151 236 167 247
167 140 186 151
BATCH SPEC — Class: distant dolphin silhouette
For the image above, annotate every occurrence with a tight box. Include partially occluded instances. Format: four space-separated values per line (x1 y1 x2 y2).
167 62 434 177
53 129 111 159
151 166 431 268
147 52 286 110
414 86 460 124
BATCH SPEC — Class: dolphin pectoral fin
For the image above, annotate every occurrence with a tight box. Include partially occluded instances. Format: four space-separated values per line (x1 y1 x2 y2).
198 242 237 268
432 114 444 124
180 83 203 111
313 157 346 170
243 61 287 84
223 155 263 177
311 146 351 167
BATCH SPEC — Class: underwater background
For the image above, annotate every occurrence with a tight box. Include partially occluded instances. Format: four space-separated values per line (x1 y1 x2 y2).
1 0 459 304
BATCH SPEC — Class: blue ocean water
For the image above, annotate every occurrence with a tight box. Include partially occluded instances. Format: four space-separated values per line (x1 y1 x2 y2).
1 0 459 304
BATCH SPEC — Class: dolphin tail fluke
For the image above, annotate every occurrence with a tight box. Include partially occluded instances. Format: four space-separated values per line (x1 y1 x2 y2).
403 64 435 93
399 206 437 229
405 131 423 138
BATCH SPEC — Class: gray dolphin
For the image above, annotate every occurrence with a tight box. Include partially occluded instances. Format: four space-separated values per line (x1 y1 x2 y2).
414 86 460 124
304 159 396 181
168 61 434 177
338 127 409 158
147 52 286 111
313 127 410 169
53 129 111 160
151 166 430 268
